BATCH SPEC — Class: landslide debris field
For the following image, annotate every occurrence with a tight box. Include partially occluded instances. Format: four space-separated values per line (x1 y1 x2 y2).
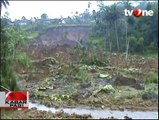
22 49 158 111
1 0 158 118
5 44 157 119
2 25 158 119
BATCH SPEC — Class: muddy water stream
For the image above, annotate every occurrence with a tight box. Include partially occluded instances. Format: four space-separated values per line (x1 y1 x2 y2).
29 102 158 119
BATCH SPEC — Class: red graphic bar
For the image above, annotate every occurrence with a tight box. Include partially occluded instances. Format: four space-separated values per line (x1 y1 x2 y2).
5 91 27 101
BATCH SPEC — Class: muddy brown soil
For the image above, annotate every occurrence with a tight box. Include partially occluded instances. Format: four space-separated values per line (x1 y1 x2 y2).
18 53 158 112
110 76 144 90
1 108 92 119
12 46 158 120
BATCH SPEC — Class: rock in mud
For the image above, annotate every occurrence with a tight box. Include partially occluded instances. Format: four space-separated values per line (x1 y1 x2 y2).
124 116 133 120
107 116 118 119
31 107 37 110
38 87 47 91
142 92 158 100
99 73 109 78
102 85 115 93
80 82 91 89
95 79 109 87
110 76 144 90
76 89 92 98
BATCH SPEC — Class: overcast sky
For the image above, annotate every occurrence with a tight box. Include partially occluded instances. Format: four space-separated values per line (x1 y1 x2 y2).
1 1 142 21
1 1 120 21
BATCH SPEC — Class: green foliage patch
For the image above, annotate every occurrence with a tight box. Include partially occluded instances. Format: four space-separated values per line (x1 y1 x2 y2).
80 52 109 67
1 23 34 91
145 73 158 84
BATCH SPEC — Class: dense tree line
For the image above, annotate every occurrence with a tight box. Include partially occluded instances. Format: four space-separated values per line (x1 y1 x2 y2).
89 1 158 56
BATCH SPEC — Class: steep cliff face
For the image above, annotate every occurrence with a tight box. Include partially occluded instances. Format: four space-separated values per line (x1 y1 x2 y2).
22 25 92 59
29 25 92 48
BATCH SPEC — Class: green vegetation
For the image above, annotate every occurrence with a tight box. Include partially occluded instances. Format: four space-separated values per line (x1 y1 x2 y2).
102 85 115 93
80 52 109 66
143 53 158 60
89 1 158 59
16 53 33 68
56 63 89 81
144 84 158 93
26 32 40 40
1 17 33 91
0 1 158 114
145 73 158 84
87 36 105 51
71 66 89 81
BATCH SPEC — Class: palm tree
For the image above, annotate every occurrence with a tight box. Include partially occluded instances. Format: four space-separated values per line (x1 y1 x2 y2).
0 0 9 7
123 0 132 60
0 0 9 17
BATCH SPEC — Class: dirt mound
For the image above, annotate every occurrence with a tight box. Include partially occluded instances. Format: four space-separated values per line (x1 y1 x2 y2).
110 76 144 90
149 59 158 69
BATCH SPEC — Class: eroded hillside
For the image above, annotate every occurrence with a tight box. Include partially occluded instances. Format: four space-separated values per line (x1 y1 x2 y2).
22 25 91 58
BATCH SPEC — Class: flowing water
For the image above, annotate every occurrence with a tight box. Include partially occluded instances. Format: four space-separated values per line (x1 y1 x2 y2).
29 102 158 119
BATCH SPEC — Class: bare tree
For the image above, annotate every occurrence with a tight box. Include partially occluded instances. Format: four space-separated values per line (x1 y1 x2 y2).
125 18 129 60
115 20 119 51
124 0 131 60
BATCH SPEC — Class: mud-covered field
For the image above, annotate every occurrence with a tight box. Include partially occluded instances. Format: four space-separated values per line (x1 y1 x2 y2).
1 108 92 119
2 46 158 119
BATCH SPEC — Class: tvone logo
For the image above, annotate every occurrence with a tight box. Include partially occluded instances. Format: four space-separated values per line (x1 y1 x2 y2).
124 8 154 17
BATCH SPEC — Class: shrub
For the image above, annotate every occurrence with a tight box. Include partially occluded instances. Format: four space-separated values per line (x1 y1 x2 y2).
1 70 20 91
71 66 89 81
145 73 158 84
57 63 89 81
80 52 109 66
